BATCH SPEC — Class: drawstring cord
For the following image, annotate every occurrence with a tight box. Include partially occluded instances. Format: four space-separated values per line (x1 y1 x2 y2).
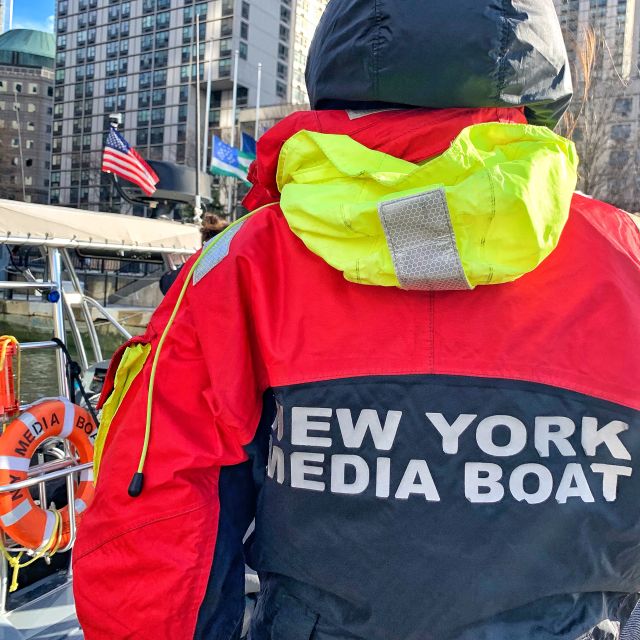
129 203 278 497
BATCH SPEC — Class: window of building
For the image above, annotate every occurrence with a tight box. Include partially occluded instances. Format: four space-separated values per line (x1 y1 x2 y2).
150 128 163 145
57 35 67 49
140 54 153 70
179 86 189 103
78 14 87 28
59 1 68 15
117 95 126 111
221 17 233 37
156 12 170 29
56 52 66 66
183 5 193 22
140 72 152 89
139 91 151 107
120 22 130 37
143 0 154 12
108 6 119 21
119 59 128 74
88 28 96 43
278 43 289 61
55 69 65 84
107 41 119 57
277 62 287 79
219 37 232 57
237 86 248 107
153 69 167 85
86 63 95 79
242 1 250 19
280 6 291 23
276 81 287 98
142 15 154 32
614 97 633 116
88 10 97 25
279 24 289 41
239 41 248 60
53 122 63 136
196 3 207 18
152 89 166 105
118 76 128 92
87 46 96 61
141 35 153 52
138 109 150 124
105 78 117 94
121 2 131 18
611 123 631 140
57 18 67 32
106 59 118 75
120 40 129 56
222 0 234 15
155 51 168 67
241 21 249 39
156 31 169 48
105 96 116 111
178 104 188 121
219 59 231 77
151 108 165 124
137 129 148 145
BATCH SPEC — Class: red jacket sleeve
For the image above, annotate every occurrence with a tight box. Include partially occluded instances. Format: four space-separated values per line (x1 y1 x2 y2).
73 241 268 639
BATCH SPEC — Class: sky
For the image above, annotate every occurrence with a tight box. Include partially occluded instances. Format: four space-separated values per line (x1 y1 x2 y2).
8 0 54 33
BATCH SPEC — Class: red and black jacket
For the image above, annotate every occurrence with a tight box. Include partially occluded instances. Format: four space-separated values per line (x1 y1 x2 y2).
73 109 640 640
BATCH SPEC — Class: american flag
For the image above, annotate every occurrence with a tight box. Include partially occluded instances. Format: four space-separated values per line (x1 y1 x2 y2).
101 127 159 196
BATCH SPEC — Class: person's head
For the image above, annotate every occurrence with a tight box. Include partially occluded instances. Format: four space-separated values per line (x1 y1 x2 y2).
200 213 229 245
306 0 572 129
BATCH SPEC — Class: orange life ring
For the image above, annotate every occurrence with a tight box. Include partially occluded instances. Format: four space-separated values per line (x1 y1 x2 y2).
0 398 96 551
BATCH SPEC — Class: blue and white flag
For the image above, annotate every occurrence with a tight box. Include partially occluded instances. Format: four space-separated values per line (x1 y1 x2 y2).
241 132 257 158
210 136 251 184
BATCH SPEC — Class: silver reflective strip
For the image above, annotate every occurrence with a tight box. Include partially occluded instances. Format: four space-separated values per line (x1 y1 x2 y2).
74 499 87 514
346 108 401 120
37 510 56 552
17 412 39 438
60 397 75 437
0 456 30 472
193 221 247 285
1 500 32 527
80 469 94 483
378 188 471 291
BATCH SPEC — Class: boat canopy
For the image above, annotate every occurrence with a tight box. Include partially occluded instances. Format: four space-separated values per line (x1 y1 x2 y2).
0 199 200 255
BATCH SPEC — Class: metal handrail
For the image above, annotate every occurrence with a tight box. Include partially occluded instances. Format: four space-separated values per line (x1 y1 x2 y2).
0 281 58 290
84 296 133 340
0 462 91 494
17 340 59 351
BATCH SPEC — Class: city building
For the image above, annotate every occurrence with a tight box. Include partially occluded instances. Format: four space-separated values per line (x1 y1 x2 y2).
0 29 54 203
0 1 5 35
289 0 328 105
52 0 297 211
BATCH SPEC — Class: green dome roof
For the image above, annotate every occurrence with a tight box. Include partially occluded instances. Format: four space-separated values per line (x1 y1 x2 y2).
0 29 55 69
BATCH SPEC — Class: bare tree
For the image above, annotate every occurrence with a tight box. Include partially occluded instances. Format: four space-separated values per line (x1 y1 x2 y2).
558 25 639 210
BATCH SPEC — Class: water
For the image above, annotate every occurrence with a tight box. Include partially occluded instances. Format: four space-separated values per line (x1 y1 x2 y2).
0 315 141 404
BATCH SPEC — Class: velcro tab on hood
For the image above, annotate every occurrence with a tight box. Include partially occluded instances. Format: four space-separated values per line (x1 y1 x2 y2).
277 123 578 290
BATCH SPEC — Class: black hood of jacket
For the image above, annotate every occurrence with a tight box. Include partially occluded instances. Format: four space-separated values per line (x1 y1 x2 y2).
306 0 573 129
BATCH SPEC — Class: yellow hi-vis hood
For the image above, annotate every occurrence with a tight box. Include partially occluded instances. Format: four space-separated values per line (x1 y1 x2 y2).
277 123 578 290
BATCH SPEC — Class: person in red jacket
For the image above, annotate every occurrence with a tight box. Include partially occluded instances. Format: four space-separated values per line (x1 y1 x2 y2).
73 1 640 639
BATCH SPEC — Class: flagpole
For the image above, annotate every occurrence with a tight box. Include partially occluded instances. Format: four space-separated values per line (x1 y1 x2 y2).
202 37 214 173
227 48 240 218
255 62 262 141
193 15 203 222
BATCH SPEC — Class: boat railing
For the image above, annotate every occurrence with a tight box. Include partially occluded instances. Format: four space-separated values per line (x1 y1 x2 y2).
0 454 92 614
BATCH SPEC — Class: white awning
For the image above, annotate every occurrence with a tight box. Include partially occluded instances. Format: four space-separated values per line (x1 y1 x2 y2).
0 199 201 255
